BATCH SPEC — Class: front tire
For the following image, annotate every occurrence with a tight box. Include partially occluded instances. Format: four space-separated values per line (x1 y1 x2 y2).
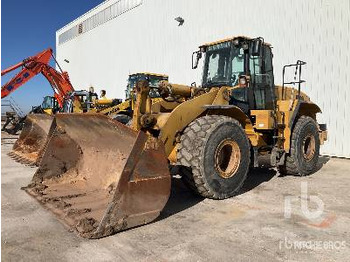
177 115 250 199
279 116 320 176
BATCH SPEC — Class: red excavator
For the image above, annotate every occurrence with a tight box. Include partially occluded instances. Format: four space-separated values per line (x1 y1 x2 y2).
1 48 75 165
1 48 74 106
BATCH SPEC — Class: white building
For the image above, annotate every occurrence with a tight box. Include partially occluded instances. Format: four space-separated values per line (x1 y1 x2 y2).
56 0 350 158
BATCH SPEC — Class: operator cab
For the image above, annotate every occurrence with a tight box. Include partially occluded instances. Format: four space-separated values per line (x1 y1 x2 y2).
126 73 169 100
41 96 59 114
63 90 98 113
193 36 275 114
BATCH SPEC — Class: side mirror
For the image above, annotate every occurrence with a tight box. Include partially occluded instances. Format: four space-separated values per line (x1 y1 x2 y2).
192 50 202 69
251 38 263 56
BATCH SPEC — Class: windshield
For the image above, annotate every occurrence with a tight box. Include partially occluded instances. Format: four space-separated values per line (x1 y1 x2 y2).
202 42 245 87
125 75 168 99
125 76 137 99
41 96 54 109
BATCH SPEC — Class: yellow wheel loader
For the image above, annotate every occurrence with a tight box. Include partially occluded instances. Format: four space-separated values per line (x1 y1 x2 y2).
8 96 60 165
8 91 101 166
24 36 327 238
9 73 168 166
100 72 168 124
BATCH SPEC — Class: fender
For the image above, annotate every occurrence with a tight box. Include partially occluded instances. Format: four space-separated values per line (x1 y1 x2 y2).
204 105 252 129
280 100 322 153
289 100 321 129
204 105 261 148
158 88 222 156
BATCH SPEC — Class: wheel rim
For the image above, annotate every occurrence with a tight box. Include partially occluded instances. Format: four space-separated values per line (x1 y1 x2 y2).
302 133 316 161
215 139 241 179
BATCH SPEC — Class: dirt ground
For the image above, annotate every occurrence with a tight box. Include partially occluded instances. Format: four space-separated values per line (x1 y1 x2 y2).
1 132 350 262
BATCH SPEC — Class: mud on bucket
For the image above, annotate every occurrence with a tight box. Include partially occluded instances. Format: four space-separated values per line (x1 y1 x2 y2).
8 114 54 166
23 113 171 238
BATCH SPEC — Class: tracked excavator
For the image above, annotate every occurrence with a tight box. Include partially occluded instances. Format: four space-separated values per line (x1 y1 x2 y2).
24 36 327 238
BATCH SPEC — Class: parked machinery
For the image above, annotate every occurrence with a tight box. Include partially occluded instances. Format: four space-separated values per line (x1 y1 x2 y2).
24 36 327 238
100 72 168 124
1 48 75 107
1 48 77 164
1 98 26 134
9 71 168 166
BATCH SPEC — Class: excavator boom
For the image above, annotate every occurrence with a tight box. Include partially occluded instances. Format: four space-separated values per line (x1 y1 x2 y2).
2 49 52 98
1 48 74 106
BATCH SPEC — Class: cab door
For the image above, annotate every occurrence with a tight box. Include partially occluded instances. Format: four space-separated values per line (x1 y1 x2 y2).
249 45 275 110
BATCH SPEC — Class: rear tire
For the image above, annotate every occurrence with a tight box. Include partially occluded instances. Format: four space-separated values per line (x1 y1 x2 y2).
279 116 320 176
177 115 250 199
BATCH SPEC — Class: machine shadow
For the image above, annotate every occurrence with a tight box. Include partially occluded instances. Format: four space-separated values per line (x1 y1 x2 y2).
154 156 329 223
157 176 203 220
157 165 277 221
310 155 330 174
238 167 277 195
278 155 330 177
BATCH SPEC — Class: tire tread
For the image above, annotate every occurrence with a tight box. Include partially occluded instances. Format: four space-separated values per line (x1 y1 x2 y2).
178 115 250 199
279 116 319 176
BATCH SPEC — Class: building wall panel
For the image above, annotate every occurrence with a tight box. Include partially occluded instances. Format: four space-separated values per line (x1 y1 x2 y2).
56 0 350 157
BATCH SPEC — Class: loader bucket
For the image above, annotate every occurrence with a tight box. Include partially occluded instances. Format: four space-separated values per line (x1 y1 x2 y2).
8 114 54 166
23 113 171 238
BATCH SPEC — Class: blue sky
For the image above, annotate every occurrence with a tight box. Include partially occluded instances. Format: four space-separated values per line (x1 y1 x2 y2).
1 0 104 113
